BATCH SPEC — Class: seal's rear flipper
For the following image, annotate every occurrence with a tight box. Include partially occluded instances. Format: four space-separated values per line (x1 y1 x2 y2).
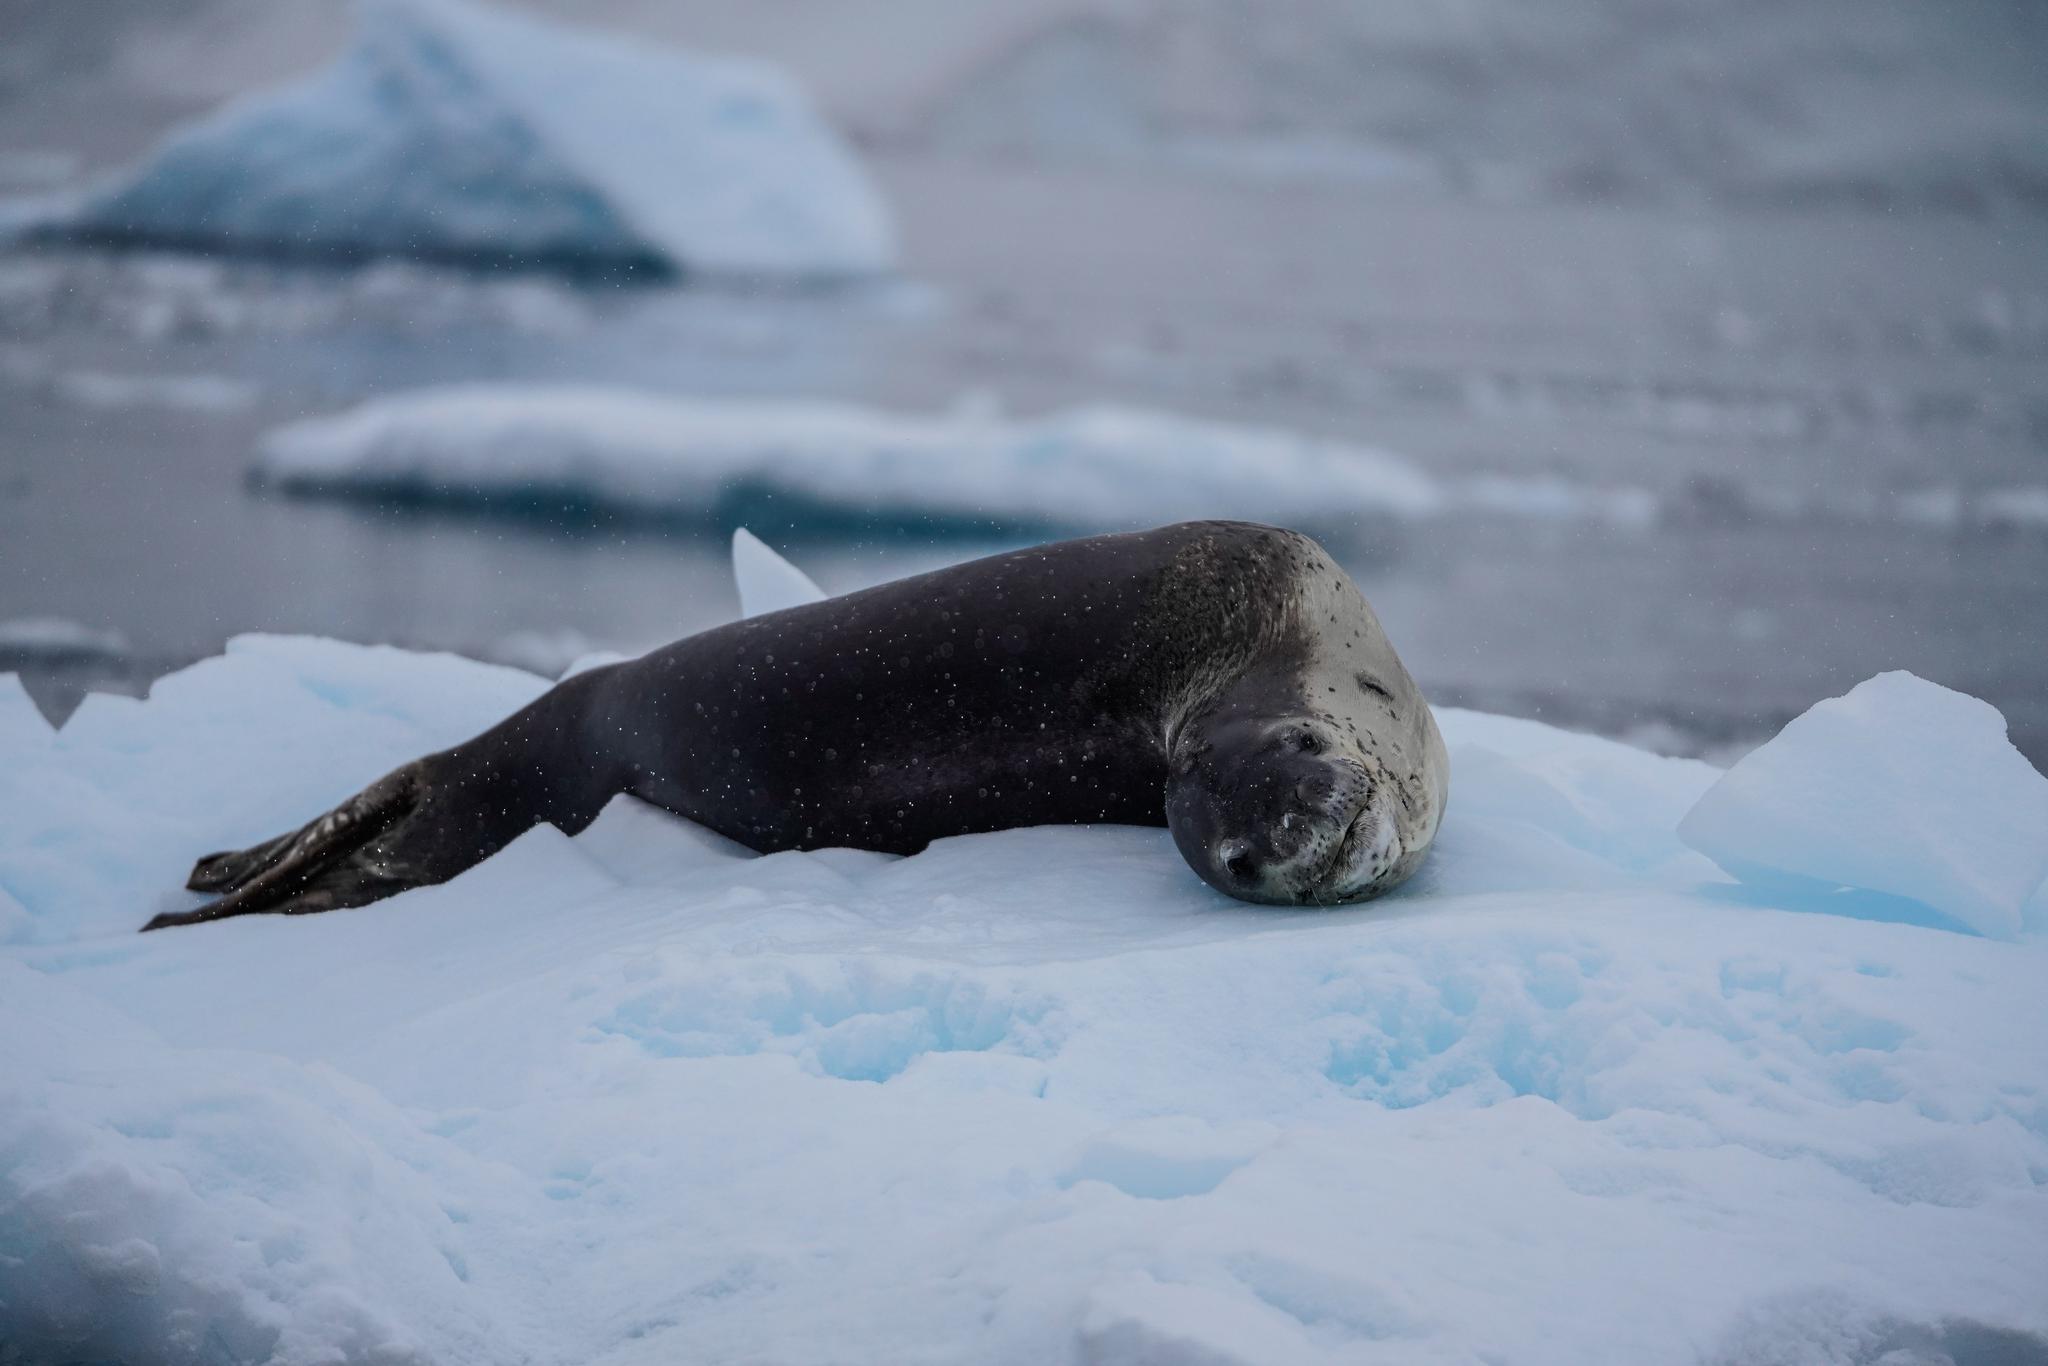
186 830 302 894
145 768 420 931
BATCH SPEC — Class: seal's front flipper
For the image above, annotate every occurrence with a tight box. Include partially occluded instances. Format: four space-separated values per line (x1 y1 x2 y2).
145 767 422 931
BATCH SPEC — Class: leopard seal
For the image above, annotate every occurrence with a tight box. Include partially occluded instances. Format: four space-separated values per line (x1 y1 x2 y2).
143 521 1447 930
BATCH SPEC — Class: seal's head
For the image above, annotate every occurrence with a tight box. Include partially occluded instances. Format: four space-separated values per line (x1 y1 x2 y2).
1165 707 1405 906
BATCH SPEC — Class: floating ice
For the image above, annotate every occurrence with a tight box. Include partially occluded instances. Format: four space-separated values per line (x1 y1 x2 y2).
732 527 828 618
32 0 894 279
0 616 131 664
3 629 2044 1360
254 384 1443 534
246 381 2048 541
1679 671 2048 939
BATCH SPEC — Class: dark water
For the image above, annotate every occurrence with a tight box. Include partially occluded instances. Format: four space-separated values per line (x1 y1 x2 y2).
2 156 2045 763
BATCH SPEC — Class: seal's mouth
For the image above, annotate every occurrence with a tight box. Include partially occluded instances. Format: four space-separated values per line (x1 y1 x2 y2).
1308 793 1397 904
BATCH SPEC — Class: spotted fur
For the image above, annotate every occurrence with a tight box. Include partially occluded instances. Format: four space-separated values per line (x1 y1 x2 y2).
148 522 1447 929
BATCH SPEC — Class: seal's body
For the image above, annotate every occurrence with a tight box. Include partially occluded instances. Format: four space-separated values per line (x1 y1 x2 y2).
146 521 1446 930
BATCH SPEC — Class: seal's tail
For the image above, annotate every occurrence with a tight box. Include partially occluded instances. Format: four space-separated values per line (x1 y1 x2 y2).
143 768 420 932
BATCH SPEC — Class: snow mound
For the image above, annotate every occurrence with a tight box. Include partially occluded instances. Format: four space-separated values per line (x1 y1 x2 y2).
254 385 1442 533
1680 672 2048 940
34 0 894 279
733 527 828 618
4 622 2045 1361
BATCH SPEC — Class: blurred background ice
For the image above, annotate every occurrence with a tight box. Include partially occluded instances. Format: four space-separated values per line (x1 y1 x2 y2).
2 0 2044 764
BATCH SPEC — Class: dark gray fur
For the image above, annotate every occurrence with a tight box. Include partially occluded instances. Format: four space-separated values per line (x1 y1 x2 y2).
147 521 1445 930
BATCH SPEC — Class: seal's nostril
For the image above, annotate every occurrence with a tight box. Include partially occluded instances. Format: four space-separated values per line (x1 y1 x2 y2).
1219 840 1257 882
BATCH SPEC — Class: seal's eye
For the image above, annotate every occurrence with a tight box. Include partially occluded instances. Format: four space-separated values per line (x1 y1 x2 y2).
1295 731 1323 754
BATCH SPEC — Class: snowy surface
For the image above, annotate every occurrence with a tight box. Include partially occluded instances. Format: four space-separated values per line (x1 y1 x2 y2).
33 0 895 278
4 547 2047 1361
1679 672 2048 940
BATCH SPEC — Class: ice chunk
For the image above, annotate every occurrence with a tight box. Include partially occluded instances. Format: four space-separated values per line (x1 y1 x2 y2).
732 528 829 619
1678 672 2048 938
1425 709 1724 898
254 385 1441 534
35 0 894 278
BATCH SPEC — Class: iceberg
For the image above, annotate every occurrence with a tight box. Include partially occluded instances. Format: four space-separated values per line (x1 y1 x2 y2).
3 549 2045 1362
1679 671 2048 939
253 385 1444 534
33 0 895 279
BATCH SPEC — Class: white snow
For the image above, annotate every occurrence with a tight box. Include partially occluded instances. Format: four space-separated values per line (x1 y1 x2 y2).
1679 671 2048 940
254 385 1446 533
3 560 2046 1362
36 0 895 279
732 527 828 618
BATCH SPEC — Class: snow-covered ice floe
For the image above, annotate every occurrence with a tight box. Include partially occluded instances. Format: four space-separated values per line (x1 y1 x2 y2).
3 546 2046 1362
247 383 2048 539
253 385 1515 534
24 0 894 279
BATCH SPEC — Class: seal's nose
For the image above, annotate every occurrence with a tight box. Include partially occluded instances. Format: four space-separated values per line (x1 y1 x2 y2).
1217 838 1260 886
